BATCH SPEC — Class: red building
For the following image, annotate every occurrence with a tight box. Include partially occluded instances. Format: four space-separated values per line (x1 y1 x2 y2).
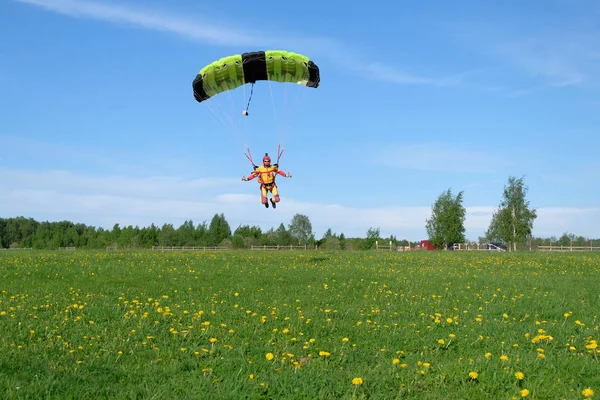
420 240 435 251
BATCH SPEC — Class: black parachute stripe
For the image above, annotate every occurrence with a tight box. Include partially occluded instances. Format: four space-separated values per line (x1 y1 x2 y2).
241 51 268 83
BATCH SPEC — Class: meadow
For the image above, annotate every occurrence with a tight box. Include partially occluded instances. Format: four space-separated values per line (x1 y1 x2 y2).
0 250 598 399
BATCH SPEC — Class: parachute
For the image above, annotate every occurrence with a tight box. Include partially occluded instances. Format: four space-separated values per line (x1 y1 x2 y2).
192 50 320 106
191 50 321 175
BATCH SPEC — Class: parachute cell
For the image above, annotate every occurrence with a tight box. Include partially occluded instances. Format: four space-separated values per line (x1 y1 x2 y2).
193 50 320 103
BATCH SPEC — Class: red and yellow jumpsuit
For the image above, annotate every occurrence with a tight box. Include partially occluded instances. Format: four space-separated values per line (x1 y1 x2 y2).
245 156 288 206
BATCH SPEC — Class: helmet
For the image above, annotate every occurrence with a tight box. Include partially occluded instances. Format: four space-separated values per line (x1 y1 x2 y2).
263 153 271 165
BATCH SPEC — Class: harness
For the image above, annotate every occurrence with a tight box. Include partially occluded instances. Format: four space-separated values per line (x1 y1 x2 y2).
260 177 276 190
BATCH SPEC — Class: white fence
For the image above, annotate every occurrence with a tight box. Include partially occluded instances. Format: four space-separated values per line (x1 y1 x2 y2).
453 243 506 251
538 245 600 252
151 246 229 251
250 245 309 251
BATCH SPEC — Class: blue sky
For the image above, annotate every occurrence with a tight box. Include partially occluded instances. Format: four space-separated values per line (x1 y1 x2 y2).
1 0 599 241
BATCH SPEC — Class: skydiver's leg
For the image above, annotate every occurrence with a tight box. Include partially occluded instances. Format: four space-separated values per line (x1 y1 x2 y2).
269 186 277 208
272 185 280 203
261 185 268 207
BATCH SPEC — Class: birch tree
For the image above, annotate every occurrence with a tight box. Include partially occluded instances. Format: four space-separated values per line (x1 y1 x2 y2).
486 176 537 251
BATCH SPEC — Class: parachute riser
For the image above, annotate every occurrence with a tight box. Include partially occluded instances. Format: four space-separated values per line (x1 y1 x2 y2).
245 145 284 169
245 148 257 169
277 144 284 165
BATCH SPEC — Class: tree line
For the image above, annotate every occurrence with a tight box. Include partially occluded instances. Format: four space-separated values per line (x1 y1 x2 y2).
0 213 372 250
1 175 597 251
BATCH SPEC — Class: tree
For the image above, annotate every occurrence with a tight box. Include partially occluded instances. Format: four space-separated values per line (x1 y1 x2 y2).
486 176 537 251
363 227 380 250
207 213 231 246
339 233 347 250
288 214 313 245
425 188 466 249
275 223 293 246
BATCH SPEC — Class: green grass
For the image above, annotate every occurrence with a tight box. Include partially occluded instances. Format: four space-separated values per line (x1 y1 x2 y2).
0 250 598 399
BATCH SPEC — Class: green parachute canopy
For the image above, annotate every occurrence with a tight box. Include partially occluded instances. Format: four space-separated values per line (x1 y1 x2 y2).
192 50 320 103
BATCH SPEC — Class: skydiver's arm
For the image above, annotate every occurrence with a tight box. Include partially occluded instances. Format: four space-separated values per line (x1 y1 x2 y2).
246 171 259 181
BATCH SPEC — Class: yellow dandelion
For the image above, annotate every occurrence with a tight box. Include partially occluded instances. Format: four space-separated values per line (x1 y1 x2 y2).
515 371 524 380
351 377 363 385
209 338 217 343
249 374 254 380
319 351 331 357
265 352 274 361
582 388 594 398
468 371 479 380
520 388 530 397
438 339 445 345
485 352 492 359
392 358 400 365
342 337 349 342
500 354 509 361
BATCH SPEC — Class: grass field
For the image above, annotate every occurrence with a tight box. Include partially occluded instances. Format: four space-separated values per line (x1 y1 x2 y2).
0 250 598 399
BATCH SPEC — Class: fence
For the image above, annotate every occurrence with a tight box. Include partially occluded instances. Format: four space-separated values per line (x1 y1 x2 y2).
151 246 229 251
375 241 395 251
538 245 600 252
250 245 310 251
453 243 506 251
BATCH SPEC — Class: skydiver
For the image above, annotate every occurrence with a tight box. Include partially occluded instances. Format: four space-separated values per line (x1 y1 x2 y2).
242 153 291 208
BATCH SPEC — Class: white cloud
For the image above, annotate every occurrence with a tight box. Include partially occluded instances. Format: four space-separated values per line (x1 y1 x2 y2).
2 167 599 240
363 62 462 86
13 0 459 87
15 0 262 46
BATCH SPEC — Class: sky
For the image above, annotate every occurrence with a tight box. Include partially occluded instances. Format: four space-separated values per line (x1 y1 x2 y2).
1 0 599 241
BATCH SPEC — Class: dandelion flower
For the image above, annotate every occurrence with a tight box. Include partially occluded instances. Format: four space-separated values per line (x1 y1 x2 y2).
392 358 400 365
515 372 524 380
582 388 594 398
520 389 530 397
351 377 363 385
468 371 478 380
266 352 274 361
